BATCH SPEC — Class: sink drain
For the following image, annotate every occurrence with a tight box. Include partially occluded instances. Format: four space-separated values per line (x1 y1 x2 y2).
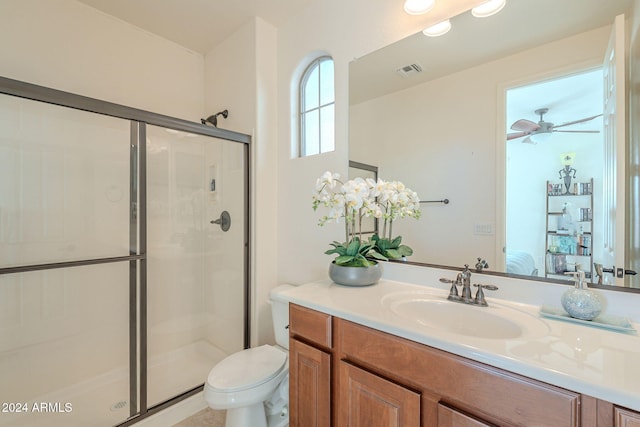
110 400 128 412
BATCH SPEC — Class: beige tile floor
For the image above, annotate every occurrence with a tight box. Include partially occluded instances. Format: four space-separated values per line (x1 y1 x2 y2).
172 408 226 427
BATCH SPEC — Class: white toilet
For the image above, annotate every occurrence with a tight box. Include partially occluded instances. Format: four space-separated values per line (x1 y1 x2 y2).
204 285 292 427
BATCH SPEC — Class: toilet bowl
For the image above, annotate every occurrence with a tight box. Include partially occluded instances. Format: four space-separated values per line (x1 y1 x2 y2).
204 285 293 427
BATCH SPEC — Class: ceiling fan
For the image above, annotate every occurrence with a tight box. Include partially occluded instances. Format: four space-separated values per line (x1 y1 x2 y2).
507 108 602 143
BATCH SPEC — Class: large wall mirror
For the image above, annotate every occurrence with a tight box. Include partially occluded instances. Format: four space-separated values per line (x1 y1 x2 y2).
349 0 640 291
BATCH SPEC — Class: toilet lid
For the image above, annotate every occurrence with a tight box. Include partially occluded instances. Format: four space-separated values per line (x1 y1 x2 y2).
207 345 287 392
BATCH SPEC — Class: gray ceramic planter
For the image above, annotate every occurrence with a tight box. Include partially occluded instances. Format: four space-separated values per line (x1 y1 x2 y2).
328 262 382 287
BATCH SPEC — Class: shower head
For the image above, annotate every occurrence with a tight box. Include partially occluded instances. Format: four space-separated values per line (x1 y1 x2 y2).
201 110 228 127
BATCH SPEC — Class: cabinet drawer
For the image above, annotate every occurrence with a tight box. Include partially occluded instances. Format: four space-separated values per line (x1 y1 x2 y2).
289 304 332 349
337 319 580 427
438 404 493 427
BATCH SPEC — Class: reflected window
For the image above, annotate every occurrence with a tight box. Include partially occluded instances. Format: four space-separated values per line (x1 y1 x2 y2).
299 56 335 157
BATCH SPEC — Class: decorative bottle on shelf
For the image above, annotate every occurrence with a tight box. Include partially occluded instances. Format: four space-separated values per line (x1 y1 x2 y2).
561 270 602 320
557 203 572 231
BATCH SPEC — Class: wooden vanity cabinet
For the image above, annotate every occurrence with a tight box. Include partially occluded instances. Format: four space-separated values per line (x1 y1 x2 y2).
289 303 637 427
289 304 332 427
335 318 579 427
615 407 640 426
582 398 640 427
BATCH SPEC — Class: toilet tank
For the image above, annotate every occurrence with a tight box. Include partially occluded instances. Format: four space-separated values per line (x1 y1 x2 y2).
270 285 294 350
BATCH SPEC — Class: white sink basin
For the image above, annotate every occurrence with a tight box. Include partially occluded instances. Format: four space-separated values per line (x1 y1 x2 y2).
381 291 549 340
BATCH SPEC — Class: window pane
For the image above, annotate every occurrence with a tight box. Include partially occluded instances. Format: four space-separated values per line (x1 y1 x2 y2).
320 104 335 153
303 64 319 111
303 110 320 156
319 59 335 106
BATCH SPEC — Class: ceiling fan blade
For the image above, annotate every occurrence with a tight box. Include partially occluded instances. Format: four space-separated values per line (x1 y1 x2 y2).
553 130 600 134
507 131 529 140
510 119 540 132
552 113 603 129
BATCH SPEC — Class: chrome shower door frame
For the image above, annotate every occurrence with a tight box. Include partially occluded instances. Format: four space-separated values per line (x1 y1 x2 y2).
0 76 251 426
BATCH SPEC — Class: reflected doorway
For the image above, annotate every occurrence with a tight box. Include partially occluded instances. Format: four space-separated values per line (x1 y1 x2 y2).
505 68 604 281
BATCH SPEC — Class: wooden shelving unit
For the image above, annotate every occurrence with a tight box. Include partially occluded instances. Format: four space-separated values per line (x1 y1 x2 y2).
545 178 594 279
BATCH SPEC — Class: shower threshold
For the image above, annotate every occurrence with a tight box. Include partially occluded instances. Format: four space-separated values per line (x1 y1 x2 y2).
0 341 227 427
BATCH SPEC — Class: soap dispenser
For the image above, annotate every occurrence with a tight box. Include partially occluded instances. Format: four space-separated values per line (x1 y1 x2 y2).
561 270 602 320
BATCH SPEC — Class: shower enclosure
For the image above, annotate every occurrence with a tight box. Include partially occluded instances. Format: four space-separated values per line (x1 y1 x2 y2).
0 77 250 427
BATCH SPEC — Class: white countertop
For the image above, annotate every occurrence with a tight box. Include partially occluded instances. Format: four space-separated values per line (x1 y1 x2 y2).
276 275 640 411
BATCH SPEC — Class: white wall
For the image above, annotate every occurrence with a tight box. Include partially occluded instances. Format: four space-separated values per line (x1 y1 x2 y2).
0 0 205 120
205 18 279 345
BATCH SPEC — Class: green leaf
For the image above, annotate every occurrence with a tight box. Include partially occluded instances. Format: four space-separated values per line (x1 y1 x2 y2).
391 235 402 247
325 246 347 256
386 248 401 259
377 238 390 251
398 245 413 256
359 243 374 254
346 238 360 256
367 251 388 261
335 255 355 265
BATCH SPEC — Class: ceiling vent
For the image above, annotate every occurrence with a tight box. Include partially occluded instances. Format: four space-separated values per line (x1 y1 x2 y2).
396 63 423 78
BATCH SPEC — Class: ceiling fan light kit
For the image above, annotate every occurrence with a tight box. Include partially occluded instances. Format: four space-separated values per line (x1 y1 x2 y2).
529 132 552 144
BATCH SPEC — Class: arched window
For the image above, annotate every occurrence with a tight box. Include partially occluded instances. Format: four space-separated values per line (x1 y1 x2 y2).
299 56 335 157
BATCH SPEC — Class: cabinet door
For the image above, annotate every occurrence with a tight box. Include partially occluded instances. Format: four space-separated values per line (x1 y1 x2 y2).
338 361 420 427
438 404 493 427
289 338 331 427
616 407 640 427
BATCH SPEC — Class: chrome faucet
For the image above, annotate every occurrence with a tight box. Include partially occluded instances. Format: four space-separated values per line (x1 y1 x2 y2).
460 264 473 302
440 264 498 307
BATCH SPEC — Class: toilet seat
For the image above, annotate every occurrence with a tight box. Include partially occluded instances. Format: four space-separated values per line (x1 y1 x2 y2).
207 345 287 393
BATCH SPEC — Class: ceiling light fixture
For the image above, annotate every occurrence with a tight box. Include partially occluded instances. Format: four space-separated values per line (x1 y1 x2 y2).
471 0 506 18
422 20 451 37
403 0 435 15
529 132 552 144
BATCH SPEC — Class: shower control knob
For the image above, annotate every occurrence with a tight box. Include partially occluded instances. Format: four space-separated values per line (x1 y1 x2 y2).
211 210 231 232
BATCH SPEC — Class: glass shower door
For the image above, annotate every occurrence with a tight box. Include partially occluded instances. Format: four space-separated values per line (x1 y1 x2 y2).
0 95 134 427
0 81 250 426
145 125 247 406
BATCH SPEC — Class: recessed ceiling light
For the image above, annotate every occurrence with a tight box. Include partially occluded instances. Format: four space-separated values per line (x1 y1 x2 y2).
471 0 506 18
422 20 451 37
403 0 435 15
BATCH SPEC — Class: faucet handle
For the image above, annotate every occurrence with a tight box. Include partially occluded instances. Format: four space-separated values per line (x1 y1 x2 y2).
475 258 489 272
473 283 498 306
441 275 462 301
